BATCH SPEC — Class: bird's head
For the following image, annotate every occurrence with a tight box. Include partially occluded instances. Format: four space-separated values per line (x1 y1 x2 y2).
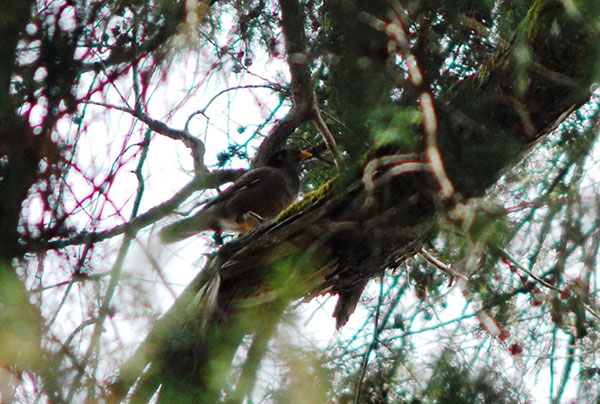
266 148 312 169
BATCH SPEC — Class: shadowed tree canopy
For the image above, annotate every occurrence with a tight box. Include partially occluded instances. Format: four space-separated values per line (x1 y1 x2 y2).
1 0 599 403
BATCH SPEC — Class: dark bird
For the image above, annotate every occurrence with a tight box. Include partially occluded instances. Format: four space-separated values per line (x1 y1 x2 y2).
160 148 312 243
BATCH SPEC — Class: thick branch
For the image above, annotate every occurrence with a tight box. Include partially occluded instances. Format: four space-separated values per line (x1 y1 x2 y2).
258 0 342 167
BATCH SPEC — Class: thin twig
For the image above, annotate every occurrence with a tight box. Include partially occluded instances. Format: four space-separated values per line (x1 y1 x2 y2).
354 273 385 404
24 167 244 252
185 84 282 131
84 100 209 174
552 334 576 404
66 132 152 401
312 107 343 170
491 242 600 321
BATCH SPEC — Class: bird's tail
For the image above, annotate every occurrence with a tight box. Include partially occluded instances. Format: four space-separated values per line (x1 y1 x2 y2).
159 212 213 243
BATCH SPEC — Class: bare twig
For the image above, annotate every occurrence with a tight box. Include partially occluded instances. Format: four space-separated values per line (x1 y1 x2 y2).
67 131 153 402
491 241 600 321
312 107 344 169
552 334 576 404
354 273 385 404
84 100 210 175
185 84 283 130
25 168 244 252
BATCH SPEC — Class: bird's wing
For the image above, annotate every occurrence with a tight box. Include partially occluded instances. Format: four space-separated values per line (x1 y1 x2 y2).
160 169 278 243
204 167 271 209
224 168 299 223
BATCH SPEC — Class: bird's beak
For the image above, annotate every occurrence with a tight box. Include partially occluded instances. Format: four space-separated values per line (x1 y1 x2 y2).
299 151 312 160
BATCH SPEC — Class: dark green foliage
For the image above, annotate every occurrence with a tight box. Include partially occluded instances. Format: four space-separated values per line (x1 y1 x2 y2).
424 350 518 404
321 0 400 158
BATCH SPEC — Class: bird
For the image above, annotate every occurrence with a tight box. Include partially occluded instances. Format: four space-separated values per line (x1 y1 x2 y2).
160 148 312 243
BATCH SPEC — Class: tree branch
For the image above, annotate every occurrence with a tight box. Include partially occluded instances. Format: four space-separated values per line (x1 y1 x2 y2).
257 0 343 168
24 168 245 252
